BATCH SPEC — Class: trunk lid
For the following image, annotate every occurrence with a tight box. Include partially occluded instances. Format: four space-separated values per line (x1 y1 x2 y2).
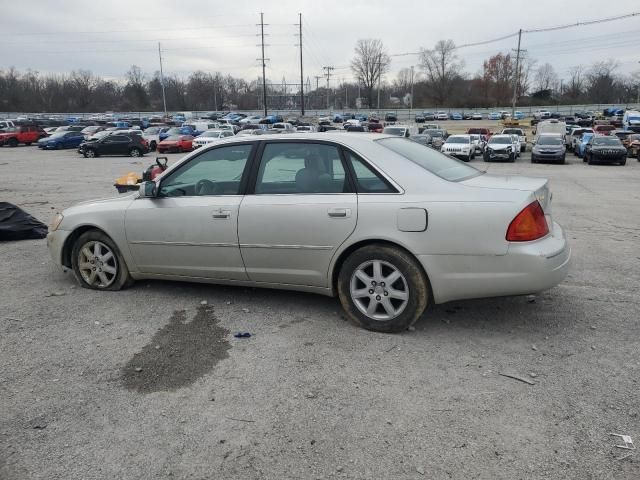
462 174 552 213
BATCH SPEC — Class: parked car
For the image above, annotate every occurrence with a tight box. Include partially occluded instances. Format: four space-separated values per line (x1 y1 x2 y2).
160 126 195 141
143 126 170 151
343 119 363 130
469 134 486 154
626 134 640 158
512 111 526 120
575 112 594 127
183 122 218 136
367 122 383 133
535 120 566 143
47 133 569 333
488 112 502 121
80 126 106 139
414 113 426 123
567 128 593 151
79 134 149 158
533 110 552 120
435 111 448 121
583 135 627 165
408 134 432 147
37 131 85 149
484 135 518 162
272 122 296 133
622 110 640 132
156 135 195 153
423 112 435 121
295 124 317 133
422 129 447 150
384 113 398 123
382 125 418 138
441 135 474 161
192 130 235 149
501 128 527 152
239 115 263 125
0 125 47 146
450 112 463 121
531 135 566 164
471 113 483 120
575 133 594 158
467 127 492 139
0 120 16 131
593 124 616 136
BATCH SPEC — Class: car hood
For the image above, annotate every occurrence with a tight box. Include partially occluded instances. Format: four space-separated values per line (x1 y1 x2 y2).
62 194 136 217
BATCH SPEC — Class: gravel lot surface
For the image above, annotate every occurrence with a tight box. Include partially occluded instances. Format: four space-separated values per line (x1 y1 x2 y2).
1 127 640 479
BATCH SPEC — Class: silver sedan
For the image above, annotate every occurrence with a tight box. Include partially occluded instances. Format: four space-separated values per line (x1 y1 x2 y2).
48 133 571 332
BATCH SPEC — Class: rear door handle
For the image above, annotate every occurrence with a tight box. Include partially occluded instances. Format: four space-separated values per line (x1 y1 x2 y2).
212 209 231 219
328 208 351 218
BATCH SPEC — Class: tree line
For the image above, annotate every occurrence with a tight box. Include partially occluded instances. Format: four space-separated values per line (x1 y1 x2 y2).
0 38 637 113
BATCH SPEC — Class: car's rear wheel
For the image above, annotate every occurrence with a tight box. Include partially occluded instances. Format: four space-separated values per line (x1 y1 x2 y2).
71 230 133 291
620 157 627 165
55 143 62 150
337 245 428 333
587 154 595 165
25 142 31 146
149 141 156 151
129 147 141 157
8 138 18 147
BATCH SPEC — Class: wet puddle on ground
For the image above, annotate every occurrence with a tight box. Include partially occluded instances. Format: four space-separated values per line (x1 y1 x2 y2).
121 305 231 393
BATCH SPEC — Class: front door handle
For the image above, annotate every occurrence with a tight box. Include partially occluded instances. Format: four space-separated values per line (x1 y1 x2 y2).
328 208 351 218
212 209 231 219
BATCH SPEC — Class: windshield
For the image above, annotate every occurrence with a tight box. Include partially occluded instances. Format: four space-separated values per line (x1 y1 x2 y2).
48 132 66 138
593 137 622 146
202 131 221 137
502 129 522 135
377 137 480 182
489 136 511 145
627 116 640 121
537 136 564 146
382 127 406 136
166 128 182 135
145 127 161 134
446 136 469 144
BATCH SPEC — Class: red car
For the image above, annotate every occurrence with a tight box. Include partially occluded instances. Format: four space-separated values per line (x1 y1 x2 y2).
0 125 47 147
467 127 493 139
156 135 194 153
367 122 383 133
593 125 615 136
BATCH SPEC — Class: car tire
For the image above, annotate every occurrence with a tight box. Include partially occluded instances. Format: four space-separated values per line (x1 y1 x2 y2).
521 144 526 153
55 143 62 150
620 157 627 166
587 155 594 165
24 142 31 146
509 153 515 162
8 138 18 147
71 230 133 291
337 244 429 333
129 147 141 157
84 149 97 158
531 155 537 164
560 155 566 164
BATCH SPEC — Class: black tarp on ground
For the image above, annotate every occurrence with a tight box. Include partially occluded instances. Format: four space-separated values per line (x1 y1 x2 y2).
0 202 48 241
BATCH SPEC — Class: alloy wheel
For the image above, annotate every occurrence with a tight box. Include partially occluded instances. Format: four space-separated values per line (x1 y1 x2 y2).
77 241 118 288
350 260 409 321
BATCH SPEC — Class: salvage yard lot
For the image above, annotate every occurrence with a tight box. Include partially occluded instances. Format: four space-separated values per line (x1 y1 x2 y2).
1 138 640 479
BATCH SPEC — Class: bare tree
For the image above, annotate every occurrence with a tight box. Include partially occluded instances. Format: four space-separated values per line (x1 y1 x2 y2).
566 66 585 99
586 60 619 103
393 68 412 93
419 40 463 105
534 63 559 93
350 39 391 108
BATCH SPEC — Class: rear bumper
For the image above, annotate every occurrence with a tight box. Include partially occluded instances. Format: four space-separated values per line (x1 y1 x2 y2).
419 221 571 304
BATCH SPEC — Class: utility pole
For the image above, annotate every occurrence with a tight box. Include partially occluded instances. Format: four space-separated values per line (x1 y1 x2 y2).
297 13 304 115
323 66 334 110
345 80 348 109
158 42 168 119
259 13 268 117
314 76 322 90
511 29 523 119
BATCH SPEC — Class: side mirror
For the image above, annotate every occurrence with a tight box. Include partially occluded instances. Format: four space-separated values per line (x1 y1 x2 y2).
138 181 158 198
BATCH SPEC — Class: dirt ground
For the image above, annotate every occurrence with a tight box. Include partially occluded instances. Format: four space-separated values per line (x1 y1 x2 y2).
1 129 639 479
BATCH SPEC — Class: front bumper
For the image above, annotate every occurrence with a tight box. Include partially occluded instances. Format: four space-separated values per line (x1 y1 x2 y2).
591 152 626 163
47 229 73 268
532 151 564 161
486 150 512 160
420 221 571 304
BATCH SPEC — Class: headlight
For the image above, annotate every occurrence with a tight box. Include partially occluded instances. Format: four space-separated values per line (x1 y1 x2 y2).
49 212 64 231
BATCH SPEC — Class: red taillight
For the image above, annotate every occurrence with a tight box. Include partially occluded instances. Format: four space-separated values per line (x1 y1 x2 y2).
506 201 549 242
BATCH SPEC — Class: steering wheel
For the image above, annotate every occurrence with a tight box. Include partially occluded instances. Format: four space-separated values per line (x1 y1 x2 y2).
195 179 218 195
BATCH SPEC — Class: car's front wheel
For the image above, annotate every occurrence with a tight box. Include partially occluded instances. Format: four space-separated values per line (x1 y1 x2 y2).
84 149 96 158
337 245 429 333
71 230 133 291
129 147 141 157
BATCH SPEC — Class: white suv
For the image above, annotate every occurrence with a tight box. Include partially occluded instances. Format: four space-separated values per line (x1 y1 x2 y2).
501 128 527 152
441 135 474 161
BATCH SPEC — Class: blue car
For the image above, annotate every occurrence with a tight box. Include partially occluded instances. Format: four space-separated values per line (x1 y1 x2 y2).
488 112 502 120
513 111 525 120
38 131 85 149
159 126 195 141
450 112 463 120
576 132 594 158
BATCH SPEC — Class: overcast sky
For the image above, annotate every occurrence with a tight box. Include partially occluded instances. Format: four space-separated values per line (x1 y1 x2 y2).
2 0 639 86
